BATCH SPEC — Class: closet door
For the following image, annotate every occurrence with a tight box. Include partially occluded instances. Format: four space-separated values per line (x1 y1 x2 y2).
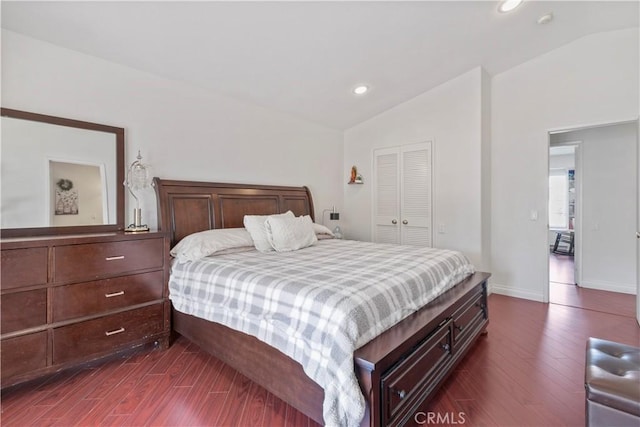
373 142 432 246
400 143 432 247
373 148 400 244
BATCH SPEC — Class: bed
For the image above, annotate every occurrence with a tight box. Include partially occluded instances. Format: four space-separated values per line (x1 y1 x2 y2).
154 178 490 427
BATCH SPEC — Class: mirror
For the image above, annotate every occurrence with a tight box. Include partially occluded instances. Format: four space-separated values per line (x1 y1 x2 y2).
1 108 124 237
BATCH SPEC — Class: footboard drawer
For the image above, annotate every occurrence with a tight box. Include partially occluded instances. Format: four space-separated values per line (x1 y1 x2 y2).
381 319 453 426
452 291 486 347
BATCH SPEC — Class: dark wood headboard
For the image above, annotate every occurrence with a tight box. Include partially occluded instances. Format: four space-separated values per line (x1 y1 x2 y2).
153 178 315 247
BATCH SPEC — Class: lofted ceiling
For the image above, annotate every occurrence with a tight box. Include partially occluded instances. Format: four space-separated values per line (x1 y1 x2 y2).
2 1 638 130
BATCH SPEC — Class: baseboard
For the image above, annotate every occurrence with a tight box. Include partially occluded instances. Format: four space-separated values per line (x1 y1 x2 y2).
489 282 544 302
579 280 637 295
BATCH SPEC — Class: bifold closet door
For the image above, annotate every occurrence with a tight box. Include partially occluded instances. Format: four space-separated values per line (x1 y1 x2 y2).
373 148 401 244
373 142 432 246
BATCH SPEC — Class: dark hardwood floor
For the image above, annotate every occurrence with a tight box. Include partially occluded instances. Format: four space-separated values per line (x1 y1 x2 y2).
549 252 575 285
549 252 636 317
2 292 638 427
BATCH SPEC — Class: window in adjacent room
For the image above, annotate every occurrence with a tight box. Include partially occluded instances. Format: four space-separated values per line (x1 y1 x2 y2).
549 168 569 230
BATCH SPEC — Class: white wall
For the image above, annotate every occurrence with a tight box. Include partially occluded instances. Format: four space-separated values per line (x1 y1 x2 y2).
481 69 492 275
344 68 486 269
1 30 344 230
551 123 638 294
492 28 639 301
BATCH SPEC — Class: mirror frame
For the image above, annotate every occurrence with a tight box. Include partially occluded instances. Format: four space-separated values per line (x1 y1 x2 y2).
1 108 125 237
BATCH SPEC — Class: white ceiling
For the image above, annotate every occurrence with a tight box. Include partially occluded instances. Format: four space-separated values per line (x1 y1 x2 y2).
2 1 638 130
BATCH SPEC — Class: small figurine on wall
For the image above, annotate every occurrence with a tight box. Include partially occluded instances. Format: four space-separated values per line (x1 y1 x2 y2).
349 166 363 184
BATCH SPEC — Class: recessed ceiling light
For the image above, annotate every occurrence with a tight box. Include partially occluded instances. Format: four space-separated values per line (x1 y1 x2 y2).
537 12 554 25
353 85 369 95
498 0 523 13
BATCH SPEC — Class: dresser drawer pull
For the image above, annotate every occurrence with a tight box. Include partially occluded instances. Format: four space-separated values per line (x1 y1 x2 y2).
105 255 125 261
105 291 125 298
441 343 451 352
105 327 125 336
392 388 407 399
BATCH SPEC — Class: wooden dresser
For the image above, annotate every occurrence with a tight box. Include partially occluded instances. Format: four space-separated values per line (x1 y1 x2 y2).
0 231 170 388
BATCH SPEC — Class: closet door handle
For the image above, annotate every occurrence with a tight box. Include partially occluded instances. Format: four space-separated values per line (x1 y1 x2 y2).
391 219 397 225
402 220 408 225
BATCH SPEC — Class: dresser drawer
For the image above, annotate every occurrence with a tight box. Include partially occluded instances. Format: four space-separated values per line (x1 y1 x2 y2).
53 304 163 364
1 247 48 290
1 289 47 335
1 332 48 380
452 291 486 346
382 320 452 425
52 271 164 322
54 238 164 283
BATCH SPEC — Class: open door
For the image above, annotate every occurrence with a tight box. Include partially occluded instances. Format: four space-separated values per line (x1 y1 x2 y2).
636 118 639 326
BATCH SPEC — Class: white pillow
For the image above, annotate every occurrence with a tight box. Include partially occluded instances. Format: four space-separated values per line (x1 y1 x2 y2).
243 211 294 252
170 228 254 263
265 214 317 252
312 223 335 239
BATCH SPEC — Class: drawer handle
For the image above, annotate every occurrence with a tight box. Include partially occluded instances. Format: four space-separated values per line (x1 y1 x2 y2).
441 343 451 352
105 327 125 336
393 388 407 400
455 325 464 332
105 291 125 298
105 255 125 261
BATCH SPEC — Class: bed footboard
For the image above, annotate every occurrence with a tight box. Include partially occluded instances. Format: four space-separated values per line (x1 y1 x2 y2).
355 272 489 427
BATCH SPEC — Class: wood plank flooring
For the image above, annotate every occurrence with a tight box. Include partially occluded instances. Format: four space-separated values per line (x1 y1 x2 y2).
2 292 638 427
549 253 575 285
549 252 636 317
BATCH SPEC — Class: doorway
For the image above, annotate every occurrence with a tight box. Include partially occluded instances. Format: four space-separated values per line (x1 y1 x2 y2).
547 121 638 316
548 144 579 305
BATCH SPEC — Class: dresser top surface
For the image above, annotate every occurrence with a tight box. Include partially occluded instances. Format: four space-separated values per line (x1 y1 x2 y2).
1 230 166 248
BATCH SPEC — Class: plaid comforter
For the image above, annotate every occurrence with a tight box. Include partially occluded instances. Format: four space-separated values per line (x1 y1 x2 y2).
169 239 475 427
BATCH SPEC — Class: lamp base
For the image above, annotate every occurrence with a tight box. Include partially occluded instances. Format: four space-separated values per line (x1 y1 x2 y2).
125 208 149 232
124 225 150 233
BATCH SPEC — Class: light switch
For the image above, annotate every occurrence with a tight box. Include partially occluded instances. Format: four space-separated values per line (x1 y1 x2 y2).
438 223 445 234
530 210 538 221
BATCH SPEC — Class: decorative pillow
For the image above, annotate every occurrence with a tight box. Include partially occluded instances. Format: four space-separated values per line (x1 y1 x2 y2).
312 223 335 239
265 214 317 252
243 211 294 252
170 228 254 263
